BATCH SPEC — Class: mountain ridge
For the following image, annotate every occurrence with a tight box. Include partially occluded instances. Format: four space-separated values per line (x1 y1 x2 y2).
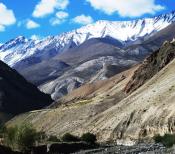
0 11 175 67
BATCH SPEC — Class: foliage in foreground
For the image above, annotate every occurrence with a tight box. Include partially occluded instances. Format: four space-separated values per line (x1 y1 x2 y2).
61 132 97 144
0 123 97 152
1 123 39 152
154 134 175 148
81 133 97 144
62 133 80 142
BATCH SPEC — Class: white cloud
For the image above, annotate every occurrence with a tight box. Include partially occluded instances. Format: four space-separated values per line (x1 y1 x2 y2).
26 19 40 29
33 0 69 18
50 18 63 26
86 0 165 17
56 11 69 19
72 14 94 25
50 11 69 26
0 3 16 31
0 25 5 32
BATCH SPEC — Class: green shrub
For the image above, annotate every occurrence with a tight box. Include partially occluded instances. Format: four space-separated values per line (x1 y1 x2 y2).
62 133 80 142
4 123 39 152
81 133 97 144
162 134 175 148
154 133 175 148
5 126 18 148
154 134 162 143
0 124 7 135
15 123 38 152
47 135 60 142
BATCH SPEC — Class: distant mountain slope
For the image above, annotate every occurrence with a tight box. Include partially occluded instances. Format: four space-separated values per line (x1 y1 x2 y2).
56 37 124 65
0 60 52 117
123 23 175 60
16 60 70 85
142 23 175 46
37 38 137 100
8 39 175 143
35 22 175 100
15 23 175 100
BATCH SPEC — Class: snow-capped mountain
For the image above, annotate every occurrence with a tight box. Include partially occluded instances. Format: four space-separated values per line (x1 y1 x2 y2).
0 11 175 67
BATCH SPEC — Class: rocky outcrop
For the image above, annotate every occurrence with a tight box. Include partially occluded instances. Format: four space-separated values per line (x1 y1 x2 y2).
124 40 175 93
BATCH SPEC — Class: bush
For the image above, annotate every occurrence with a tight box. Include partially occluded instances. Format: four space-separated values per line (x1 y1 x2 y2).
154 134 162 143
0 124 7 135
48 135 60 142
81 133 97 144
154 133 175 148
15 123 38 152
0 124 7 139
4 123 39 152
62 133 80 142
5 126 18 148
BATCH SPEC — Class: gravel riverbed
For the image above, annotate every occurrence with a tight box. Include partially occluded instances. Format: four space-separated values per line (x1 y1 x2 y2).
74 143 175 154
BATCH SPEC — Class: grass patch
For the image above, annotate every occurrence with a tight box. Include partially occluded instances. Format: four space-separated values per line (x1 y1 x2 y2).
75 99 92 106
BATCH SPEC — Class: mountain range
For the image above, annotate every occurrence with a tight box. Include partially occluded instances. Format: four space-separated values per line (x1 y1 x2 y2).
8 38 175 143
0 9 174 145
0 11 175 100
1 11 175 67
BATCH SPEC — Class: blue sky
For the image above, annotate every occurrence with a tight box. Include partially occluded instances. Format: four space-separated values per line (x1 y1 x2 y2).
0 0 174 43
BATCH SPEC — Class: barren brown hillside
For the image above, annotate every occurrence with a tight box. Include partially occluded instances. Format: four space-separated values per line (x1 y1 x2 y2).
7 40 175 143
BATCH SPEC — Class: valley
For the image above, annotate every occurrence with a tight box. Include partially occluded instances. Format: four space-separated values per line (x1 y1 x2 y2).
0 9 175 154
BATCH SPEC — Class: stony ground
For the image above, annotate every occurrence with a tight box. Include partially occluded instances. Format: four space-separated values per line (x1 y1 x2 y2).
74 143 173 154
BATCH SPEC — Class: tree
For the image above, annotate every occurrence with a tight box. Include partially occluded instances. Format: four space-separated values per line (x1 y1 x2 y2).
81 133 97 144
62 133 80 142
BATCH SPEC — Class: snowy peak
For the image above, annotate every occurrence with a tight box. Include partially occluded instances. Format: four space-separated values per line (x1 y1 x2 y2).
69 11 175 42
0 36 28 51
0 11 175 67
155 10 175 22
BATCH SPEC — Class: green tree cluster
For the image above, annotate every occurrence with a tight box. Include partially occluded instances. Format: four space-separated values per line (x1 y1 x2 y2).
61 133 97 144
2 123 39 152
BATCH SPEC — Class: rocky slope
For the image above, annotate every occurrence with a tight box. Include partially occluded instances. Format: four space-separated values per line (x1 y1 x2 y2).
38 38 137 100
0 60 52 121
7 39 175 143
125 39 175 93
